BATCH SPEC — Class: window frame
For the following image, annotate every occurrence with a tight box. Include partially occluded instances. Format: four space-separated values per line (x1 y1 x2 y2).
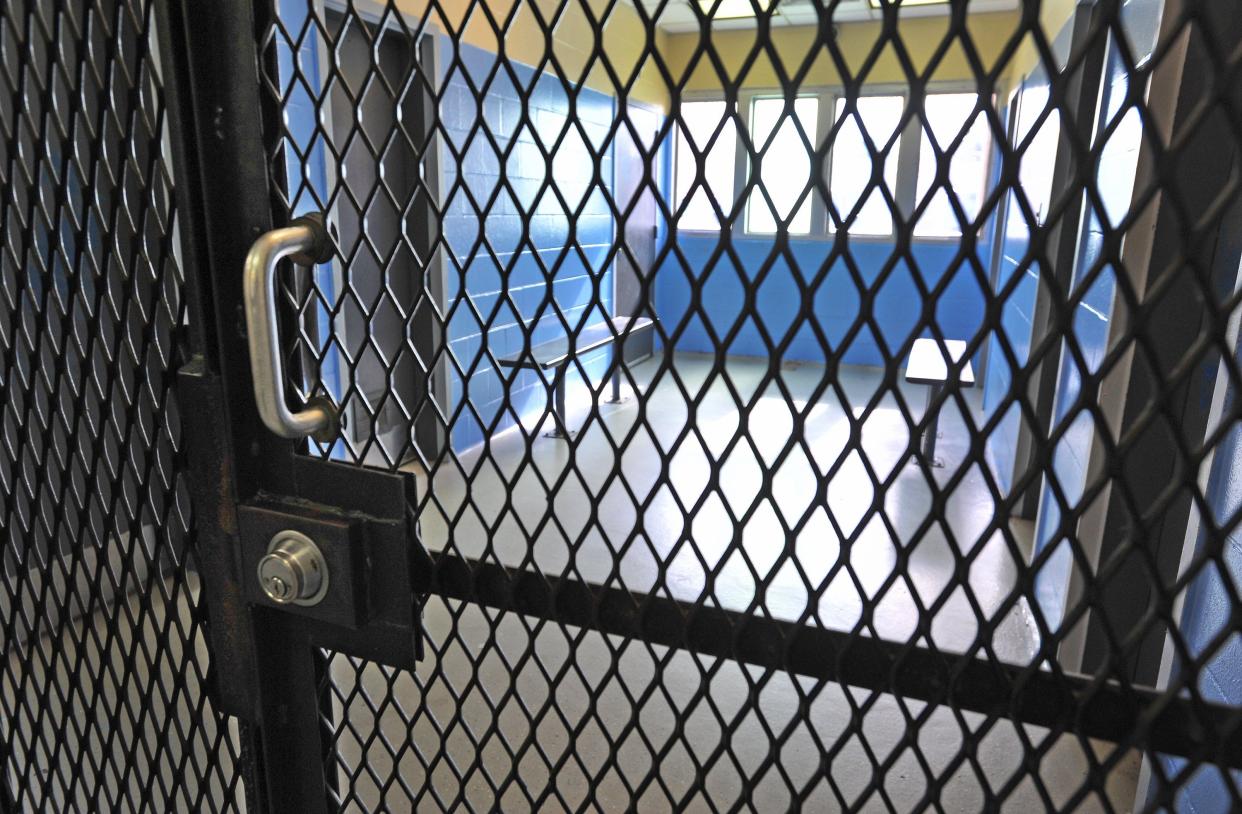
823 87 919 241
669 81 1002 243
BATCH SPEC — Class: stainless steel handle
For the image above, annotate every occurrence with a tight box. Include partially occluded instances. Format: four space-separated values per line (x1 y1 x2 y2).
243 215 338 442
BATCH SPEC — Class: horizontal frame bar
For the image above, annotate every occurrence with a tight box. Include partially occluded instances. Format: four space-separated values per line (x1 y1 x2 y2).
420 552 1242 770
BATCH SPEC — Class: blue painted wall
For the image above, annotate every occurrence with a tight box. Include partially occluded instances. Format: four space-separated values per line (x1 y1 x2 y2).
438 41 617 451
276 12 620 454
655 236 990 366
1030 230 1115 624
1158 388 1242 807
276 0 346 459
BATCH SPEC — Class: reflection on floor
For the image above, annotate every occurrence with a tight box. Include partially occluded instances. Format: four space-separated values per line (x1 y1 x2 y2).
417 352 1040 663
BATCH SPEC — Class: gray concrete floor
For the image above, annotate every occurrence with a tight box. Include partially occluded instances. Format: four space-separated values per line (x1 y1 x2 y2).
2 568 245 813
0 354 1141 812
417 353 1040 662
326 352 1141 812
329 613 1141 812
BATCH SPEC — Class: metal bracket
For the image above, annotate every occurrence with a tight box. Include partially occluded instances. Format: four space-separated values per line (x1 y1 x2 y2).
177 358 261 720
237 458 428 668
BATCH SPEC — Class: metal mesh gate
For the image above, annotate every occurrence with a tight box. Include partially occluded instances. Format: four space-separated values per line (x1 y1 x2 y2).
4 0 1242 811
250 0 1242 810
0 1 244 812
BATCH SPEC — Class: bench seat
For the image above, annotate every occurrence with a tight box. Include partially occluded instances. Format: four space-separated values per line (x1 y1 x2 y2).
905 338 975 387
497 316 654 371
496 316 655 438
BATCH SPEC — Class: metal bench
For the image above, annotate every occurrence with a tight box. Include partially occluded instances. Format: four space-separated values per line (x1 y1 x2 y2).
497 316 655 438
905 337 975 468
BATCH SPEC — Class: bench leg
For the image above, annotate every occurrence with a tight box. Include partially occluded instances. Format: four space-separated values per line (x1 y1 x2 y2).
605 348 625 403
544 365 575 439
920 383 944 468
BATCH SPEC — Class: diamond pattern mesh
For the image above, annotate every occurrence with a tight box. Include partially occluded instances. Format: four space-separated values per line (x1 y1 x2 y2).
0 1 244 811
1 0 1238 809
255 0 1242 809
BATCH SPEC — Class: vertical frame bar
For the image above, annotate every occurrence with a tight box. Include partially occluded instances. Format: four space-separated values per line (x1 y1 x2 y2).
162 0 340 809
1067 0 1242 681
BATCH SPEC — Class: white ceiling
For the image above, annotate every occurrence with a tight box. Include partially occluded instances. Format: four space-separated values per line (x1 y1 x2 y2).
634 0 1020 33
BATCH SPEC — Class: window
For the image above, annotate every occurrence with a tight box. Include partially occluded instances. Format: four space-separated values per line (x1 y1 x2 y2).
914 93 994 237
828 95 904 236
673 89 1002 241
674 100 738 231
1095 106 1141 227
746 96 819 235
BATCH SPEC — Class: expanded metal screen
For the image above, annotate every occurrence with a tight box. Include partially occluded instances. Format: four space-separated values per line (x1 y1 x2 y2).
3 0 1242 811
0 1 243 811
259 0 1242 810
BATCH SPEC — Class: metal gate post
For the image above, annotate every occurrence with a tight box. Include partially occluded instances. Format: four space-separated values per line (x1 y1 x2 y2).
160 0 340 809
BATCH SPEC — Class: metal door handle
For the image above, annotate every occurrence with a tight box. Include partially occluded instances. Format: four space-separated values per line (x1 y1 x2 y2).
243 214 338 442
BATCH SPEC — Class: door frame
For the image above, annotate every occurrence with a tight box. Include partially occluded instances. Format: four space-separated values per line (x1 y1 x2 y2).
167 1 425 811
309 0 449 466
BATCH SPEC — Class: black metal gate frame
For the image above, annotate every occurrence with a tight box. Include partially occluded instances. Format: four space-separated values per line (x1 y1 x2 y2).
155 0 1242 810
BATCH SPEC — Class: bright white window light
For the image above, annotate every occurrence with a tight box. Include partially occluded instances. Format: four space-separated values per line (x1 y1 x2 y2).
674 101 738 231
914 93 994 238
829 95 904 236
1006 85 1060 238
697 0 770 19
747 97 819 235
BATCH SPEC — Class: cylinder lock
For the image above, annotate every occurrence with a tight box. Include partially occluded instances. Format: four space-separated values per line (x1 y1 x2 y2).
257 530 329 606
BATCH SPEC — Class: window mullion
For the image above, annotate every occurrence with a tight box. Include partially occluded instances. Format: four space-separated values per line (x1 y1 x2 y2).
895 92 922 238
733 91 752 239
814 90 834 237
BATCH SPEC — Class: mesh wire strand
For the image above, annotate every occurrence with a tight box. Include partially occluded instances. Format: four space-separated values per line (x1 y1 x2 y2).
252 0 1242 809
0 1 244 811
1 0 1238 810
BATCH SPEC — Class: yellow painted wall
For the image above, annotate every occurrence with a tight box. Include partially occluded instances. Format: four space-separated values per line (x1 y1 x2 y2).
659 11 1027 94
1009 0 1081 79
648 2 1082 96
395 0 672 107
391 0 1080 108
